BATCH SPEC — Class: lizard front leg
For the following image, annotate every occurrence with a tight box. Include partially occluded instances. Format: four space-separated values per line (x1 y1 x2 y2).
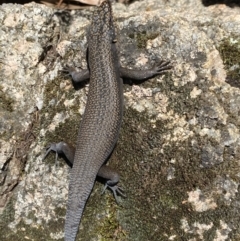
63 61 172 84
63 60 171 84
120 60 172 80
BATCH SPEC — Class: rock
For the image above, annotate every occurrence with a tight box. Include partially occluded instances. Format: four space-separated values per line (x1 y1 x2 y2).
0 0 240 240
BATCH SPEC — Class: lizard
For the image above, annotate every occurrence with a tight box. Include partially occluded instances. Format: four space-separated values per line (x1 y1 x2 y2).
43 0 172 240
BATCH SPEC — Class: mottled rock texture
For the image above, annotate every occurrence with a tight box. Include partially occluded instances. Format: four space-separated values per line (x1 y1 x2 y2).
0 0 240 240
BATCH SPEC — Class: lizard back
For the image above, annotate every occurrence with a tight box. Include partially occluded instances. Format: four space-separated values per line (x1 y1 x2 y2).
64 1 123 240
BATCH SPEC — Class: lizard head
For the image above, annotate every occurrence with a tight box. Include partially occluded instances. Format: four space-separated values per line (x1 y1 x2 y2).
89 0 117 43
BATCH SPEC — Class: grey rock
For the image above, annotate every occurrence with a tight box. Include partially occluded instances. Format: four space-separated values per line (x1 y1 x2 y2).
1 0 240 240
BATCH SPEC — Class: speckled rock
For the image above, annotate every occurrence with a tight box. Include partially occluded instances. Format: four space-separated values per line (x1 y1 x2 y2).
0 0 240 240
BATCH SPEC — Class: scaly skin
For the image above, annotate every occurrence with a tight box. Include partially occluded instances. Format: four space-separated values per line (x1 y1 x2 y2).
43 1 172 240
64 1 122 240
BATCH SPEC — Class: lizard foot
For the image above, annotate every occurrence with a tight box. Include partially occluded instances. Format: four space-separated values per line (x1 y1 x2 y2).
102 184 126 204
60 65 77 78
61 65 89 83
61 65 76 74
154 60 172 74
42 143 60 167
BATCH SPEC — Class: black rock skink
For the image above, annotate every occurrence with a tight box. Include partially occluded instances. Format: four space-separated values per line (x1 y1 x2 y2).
44 1 171 240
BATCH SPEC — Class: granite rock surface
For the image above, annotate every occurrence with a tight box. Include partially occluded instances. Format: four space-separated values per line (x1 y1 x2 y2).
0 0 240 240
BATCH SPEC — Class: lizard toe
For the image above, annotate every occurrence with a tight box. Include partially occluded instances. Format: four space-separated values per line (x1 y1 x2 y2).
102 183 126 204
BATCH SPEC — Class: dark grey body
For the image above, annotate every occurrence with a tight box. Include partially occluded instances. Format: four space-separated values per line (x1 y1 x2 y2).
43 1 171 240
65 1 122 240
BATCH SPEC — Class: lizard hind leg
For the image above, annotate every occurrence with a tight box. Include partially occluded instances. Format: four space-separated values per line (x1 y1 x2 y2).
102 183 126 204
42 143 61 167
42 141 126 202
98 165 126 203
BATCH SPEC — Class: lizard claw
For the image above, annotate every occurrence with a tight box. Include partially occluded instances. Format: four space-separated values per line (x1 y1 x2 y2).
42 143 59 167
155 60 172 74
60 65 89 84
61 65 76 74
102 184 126 204
60 65 76 78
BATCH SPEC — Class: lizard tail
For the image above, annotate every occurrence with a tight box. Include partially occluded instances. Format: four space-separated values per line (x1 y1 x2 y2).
64 170 96 241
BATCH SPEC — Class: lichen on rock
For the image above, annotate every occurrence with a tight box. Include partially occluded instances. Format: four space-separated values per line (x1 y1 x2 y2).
1 0 240 240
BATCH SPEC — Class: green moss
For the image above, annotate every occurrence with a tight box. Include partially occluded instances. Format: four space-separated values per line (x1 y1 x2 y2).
218 37 240 88
0 74 82 240
129 30 158 49
3 34 240 240
103 104 240 240
0 85 15 112
97 205 124 240
55 206 67 218
0 197 16 231
26 78 240 239
3 75 240 240
41 75 81 128
40 75 82 164
110 109 189 239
